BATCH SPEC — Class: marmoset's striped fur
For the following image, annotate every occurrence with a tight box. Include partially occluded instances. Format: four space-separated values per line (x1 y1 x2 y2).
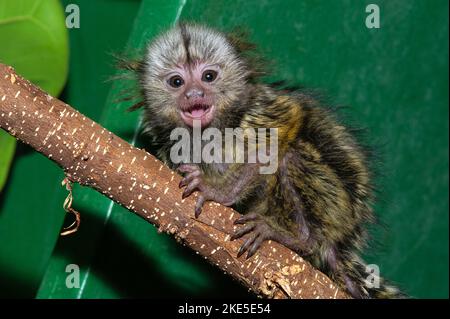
124 23 405 298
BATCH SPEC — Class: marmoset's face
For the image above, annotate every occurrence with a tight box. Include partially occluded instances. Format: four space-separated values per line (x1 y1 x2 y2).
162 61 220 128
140 24 250 128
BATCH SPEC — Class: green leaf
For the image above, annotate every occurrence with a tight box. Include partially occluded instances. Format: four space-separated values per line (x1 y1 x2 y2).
0 0 69 192
0 0 69 95
0 131 16 192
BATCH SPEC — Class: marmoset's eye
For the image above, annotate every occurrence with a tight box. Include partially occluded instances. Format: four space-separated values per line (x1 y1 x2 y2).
168 75 184 88
201 70 218 83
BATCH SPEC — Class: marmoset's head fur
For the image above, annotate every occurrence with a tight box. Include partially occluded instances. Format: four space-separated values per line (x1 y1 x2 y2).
139 23 255 128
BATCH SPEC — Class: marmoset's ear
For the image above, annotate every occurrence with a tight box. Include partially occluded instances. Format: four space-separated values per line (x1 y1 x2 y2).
113 53 142 72
226 27 270 81
226 27 257 54
107 52 147 112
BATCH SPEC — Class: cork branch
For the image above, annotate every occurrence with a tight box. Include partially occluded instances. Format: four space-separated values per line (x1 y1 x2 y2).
0 63 349 299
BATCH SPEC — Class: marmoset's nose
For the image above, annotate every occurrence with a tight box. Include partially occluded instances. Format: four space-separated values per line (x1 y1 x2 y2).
185 88 205 99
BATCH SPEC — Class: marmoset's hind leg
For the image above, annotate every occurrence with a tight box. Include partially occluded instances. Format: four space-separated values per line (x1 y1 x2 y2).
231 212 313 258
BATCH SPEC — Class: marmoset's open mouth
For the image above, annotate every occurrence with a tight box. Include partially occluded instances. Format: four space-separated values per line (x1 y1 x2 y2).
180 103 215 127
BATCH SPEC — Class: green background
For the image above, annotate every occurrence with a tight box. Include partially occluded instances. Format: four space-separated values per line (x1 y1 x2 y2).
0 0 448 298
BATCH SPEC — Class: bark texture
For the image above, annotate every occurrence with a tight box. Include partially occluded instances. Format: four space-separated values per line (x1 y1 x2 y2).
0 63 349 299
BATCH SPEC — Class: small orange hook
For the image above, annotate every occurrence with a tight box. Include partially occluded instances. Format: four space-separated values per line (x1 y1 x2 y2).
60 177 80 236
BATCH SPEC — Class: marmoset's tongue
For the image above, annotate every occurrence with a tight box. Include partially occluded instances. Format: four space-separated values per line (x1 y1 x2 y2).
180 104 215 127
190 107 205 118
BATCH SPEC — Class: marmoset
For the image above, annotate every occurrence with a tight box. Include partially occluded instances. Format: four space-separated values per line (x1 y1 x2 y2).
124 23 404 299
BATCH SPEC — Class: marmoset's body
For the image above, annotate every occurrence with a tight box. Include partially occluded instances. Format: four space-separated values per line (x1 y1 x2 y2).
128 23 404 298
